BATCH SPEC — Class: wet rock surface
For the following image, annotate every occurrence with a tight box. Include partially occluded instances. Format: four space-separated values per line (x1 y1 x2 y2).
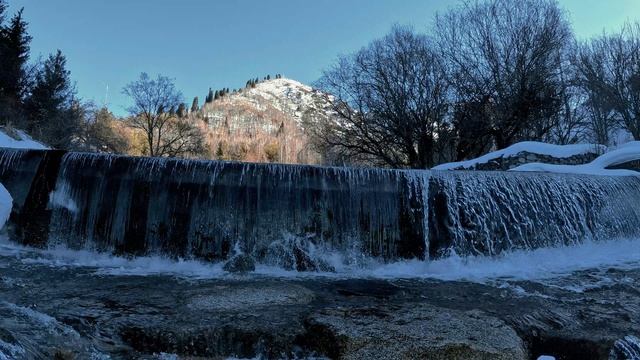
1 252 640 359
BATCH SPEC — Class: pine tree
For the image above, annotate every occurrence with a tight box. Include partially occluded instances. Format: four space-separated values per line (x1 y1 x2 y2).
267 75 271 80
0 7 31 122
214 90 220 100
0 1 7 24
23 50 80 148
191 96 199 113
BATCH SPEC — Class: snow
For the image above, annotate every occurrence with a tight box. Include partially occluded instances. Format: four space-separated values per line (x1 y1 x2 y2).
433 142 606 170
0 129 47 150
0 184 12 231
511 141 640 176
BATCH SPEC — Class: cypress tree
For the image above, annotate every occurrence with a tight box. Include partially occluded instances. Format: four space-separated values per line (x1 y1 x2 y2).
214 90 220 100
207 88 214 103
215 143 224 160
191 96 199 113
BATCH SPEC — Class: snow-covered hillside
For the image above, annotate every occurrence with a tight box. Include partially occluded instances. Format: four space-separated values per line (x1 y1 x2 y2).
202 78 335 131
199 78 336 164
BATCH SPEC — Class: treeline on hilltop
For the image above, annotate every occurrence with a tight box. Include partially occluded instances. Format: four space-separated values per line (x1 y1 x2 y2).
200 74 284 106
312 0 640 168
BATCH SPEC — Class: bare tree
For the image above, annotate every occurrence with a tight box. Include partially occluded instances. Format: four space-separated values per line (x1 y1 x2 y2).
574 22 640 140
435 0 573 155
314 26 449 169
122 73 207 158
545 54 588 145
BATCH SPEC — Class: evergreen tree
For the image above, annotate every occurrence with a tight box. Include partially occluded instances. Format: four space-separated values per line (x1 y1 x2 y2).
191 96 199 113
23 50 81 148
169 105 176 116
0 6 31 123
206 87 213 103
267 75 271 80
214 90 220 100
0 1 7 24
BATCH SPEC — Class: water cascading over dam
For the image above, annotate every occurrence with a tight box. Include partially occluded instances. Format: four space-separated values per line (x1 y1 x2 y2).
0 147 639 267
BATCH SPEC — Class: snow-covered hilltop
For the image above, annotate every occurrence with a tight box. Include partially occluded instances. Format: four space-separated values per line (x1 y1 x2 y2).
198 78 335 164
203 78 334 128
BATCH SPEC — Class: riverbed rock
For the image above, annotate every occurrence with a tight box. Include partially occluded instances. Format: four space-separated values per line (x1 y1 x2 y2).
303 304 527 360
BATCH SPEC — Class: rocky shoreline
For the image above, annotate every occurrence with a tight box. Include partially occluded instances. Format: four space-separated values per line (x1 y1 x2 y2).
1 248 640 360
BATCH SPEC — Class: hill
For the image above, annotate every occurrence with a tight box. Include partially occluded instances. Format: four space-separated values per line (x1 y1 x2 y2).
197 78 336 164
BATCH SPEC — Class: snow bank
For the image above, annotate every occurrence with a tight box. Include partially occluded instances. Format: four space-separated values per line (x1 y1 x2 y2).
0 129 47 150
433 142 605 170
0 184 12 231
511 141 640 176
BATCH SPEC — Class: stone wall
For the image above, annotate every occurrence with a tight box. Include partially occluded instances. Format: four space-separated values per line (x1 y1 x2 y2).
450 151 599 171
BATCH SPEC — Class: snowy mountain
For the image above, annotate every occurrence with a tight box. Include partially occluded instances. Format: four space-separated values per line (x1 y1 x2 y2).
198 78 336 164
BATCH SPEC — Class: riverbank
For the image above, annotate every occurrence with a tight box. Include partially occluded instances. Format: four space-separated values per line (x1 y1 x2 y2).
1 241 639 359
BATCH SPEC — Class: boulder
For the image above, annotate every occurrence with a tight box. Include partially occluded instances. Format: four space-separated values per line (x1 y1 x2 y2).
223 254 255 273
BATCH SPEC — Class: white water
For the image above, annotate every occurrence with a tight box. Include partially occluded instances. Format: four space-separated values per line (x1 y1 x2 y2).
2 237 640 283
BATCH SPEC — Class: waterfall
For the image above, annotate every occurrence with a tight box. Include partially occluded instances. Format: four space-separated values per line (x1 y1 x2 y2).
46 152 430 261
428 171 640 258
0 147 639 265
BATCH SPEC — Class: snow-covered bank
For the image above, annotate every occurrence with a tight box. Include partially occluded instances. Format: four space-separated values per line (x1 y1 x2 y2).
433 142 605 170
0 128 47 150
512 141 640 176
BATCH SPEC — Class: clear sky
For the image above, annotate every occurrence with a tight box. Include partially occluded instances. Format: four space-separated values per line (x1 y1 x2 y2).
5 0 640 115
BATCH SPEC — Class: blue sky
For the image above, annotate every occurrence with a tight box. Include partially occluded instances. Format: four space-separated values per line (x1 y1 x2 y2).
6 0 640 115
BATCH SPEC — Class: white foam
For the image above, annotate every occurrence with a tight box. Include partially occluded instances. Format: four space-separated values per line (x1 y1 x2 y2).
2 237 640 282
348 238 640 282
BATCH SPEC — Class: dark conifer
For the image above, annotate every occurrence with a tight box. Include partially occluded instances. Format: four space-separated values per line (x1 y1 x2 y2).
191 96 199 113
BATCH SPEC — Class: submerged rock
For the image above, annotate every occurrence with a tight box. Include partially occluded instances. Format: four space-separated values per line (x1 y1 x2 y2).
223 254 255 273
